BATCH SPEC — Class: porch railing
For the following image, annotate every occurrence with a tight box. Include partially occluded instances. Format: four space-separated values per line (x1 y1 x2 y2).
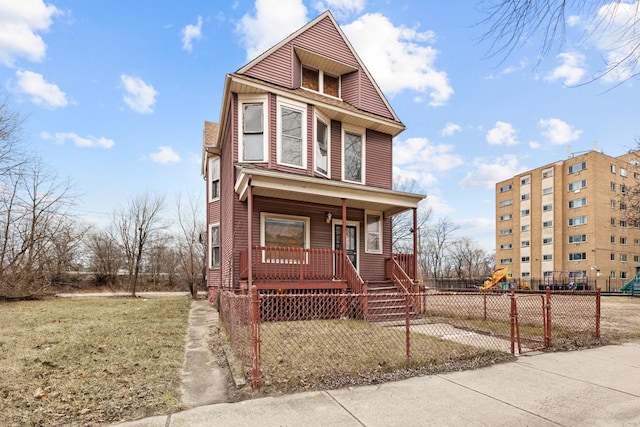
240 246 343 281
385 253 415 280
343 255 365 294
389 256 415 293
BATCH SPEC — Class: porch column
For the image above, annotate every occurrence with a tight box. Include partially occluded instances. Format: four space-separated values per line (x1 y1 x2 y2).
247 177 253 291
413 207 418 282
341 198 347 263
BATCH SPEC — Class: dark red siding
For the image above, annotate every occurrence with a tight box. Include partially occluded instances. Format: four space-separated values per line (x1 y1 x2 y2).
365 129 393 189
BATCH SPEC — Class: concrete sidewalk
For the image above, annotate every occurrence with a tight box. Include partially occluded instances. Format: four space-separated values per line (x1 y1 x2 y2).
116 336 640 426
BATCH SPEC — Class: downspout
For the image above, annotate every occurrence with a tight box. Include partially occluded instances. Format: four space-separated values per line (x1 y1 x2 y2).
247 176 253 292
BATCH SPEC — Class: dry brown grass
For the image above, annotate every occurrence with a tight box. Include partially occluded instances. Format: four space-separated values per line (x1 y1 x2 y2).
600 296 640 343
0 296 191 426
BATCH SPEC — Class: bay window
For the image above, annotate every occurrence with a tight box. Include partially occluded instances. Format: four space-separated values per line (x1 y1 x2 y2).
343 126 365 183
315 114 330 176
277 98 307 168
238 95 268 162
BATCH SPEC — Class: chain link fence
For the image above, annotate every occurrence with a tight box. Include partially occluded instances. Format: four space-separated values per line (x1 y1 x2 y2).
219 288 601 389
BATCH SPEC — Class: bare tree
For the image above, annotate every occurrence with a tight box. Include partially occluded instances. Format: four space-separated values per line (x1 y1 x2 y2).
391 179 431 253
479 0 640 82
113 193 166 297
176 193 206 298
85 229 123 288
449 237 493 281
421 217 460 283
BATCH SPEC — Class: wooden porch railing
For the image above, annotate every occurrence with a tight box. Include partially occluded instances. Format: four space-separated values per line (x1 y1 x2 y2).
389 257 416 293
240 246 343 281
385 253 415 281
343 255 365 294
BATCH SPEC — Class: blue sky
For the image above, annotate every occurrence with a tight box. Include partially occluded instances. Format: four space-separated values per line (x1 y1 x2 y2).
2 0 639 250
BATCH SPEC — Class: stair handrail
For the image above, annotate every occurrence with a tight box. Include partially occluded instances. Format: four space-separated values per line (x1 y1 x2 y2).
390 257 414 294
343 254 365 294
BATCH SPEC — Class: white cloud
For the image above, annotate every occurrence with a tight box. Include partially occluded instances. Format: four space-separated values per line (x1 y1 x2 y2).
237 0 308 60
460 154 527 189
545 52 586 86
567 15 581 27
486 121 518 146
120 74 158 114
0 0 60 66
393 165 437 187
312 0 364 19
529 141 541 149
150 146 180 164
16 70 67 108
422 193 455 216
181 15 203 52
394 137 464 173
440 122 461 137
502 59 528 75
589 1 640 82
538 118 582 145
343 13 453 106
41 131 114 149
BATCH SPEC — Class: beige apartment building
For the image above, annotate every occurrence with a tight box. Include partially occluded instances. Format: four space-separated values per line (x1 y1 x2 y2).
495 149 640 291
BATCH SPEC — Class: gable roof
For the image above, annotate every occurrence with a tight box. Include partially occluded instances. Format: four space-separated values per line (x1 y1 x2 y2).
237 10 401 124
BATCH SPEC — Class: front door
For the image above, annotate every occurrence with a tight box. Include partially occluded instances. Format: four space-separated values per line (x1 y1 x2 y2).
334 223 358 269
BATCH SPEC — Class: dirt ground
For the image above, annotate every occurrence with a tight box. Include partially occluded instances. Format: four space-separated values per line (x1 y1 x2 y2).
600 296 640 343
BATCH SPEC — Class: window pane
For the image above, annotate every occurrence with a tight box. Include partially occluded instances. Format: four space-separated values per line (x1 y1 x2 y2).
281 107 302 166
244 134 264 161
243 103 263 161
324 74 339 97
264 218 305 248
243 104 263 133
316 119 328 175
302 67 319 91
344 132 362 182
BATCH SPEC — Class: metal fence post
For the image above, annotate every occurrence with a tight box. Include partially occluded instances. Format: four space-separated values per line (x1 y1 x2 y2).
544 286 551 347
251 285 261 389
596 287 601 338
405 293 411 361
510 290 515 354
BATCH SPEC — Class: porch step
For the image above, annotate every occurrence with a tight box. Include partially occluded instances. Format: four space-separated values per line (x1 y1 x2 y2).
365 281 417 322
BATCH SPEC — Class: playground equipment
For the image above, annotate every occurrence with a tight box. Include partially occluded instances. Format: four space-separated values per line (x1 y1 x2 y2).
480 267 531 291
621 271 640 292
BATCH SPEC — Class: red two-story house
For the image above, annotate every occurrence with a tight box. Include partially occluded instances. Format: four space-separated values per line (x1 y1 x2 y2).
202 11 425 306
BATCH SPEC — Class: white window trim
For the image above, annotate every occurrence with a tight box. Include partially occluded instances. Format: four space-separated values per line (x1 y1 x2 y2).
364 210 383 254
314 110 331 177
260 212 310 263
342 124 366 184
208 157 220 202
237 94 269 163
276 97 307 169
209 223 220 269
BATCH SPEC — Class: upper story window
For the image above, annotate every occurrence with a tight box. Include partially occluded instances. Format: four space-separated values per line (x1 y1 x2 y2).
543 237 553 244
543 220 553 228
569 197 587 208
499 184 512 193
342 125 365 184
521 224 530 232
500 258 513 264
621 167 628 177
569 234 586 243
209 157 220 201
500 214 512 221
569 252 587 261
568 179 586 191
500 228 512 236
277 98 307 169
302 66 340 97
500 199 513 207
365 211 382 254
521 208 530 216
542 187 553 195
521 193 530 201
520 176 530 185
611 182 616 191
238 95 268 162
501 243 513 250
542 168 553 178
568 161 586 174
543 204 553 211
569 216 587 226
521 240 530 247
314 113 330 176
611 164 616 173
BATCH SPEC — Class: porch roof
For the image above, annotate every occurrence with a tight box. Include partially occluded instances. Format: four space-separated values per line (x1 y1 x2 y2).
234 165 425 217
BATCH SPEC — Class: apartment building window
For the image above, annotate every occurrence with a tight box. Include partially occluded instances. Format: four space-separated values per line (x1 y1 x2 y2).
569 198 587 208
543 271 553 278
611 253 615 261
543 220 553 228
569 252 587 261
621 254 628 262
543 237 553 244
621 184 627 194
611 217 616 226
520 176 530 185
635 238 640 246
568 180 586 191
620 202 627 211
611 235 616 244
500 228 513 235
568 216 587 226
521 256 530 262
620 237 627 245
621 167 628 177
611 182 616 191
611 199 617 208
543 204 553 211
635 171 640 179
542 187 553 195
499 184 512 193
500 243 513 250
568 161 586 174
342 126 365 183
620 220 628 228
522 272 531 278
500 199 513 207
542 168 553 178
239 95 268 162
635 255 640 262
500 258 513 264
611 164 616 173
621 271 628 279
543 254 553 261
500 214 512 221
569 234 586 244
521 224 530 231
569 271 587 280
521 240 530 247
521 209 530 216
610 271 616 279
521 193 530 201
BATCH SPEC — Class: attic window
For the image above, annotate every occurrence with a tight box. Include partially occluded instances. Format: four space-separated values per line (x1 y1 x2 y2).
301 66 340 97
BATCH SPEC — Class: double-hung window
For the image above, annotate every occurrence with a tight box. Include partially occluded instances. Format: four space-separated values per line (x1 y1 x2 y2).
315 114 330 176
343 126 365 183
277 98 307 168
209 157 220 201
365 211 382 253
239 95 268 162
209 224 220 269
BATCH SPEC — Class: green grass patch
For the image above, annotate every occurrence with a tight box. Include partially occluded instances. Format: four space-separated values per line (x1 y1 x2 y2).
0 296 191 426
